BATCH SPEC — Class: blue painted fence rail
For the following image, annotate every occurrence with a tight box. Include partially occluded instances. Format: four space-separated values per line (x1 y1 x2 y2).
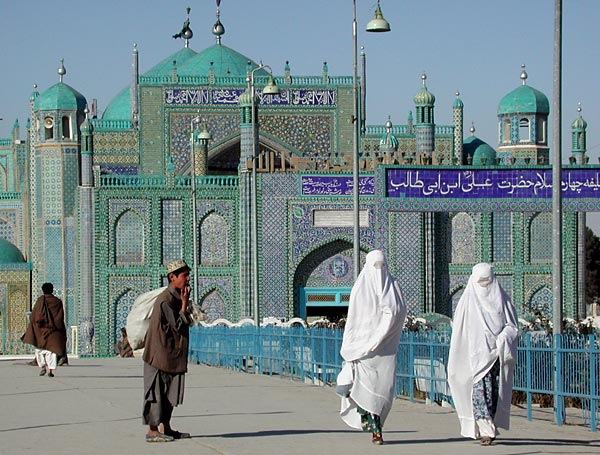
189 326 599 431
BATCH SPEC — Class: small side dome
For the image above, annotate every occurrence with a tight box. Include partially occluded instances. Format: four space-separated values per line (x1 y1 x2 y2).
572 105 587 129
453 91 463 108
35 82 87 112
80 117 93 134
464 135 496 165
102 87 130 120
414 72 435 105
0 238 26 264
238 88 257 106
572 115 587 130
379 117 398 151
498 85 549 116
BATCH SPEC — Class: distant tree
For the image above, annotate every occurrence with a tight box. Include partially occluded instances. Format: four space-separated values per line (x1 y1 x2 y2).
585 227 600 306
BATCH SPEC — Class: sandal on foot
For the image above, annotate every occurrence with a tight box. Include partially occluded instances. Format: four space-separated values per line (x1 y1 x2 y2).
39 368 46 376
146 433 174 443
372 433 384 445
480 436 493 446
165 430 191 439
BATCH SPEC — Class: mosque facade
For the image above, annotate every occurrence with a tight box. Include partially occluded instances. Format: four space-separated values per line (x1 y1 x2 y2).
0 7 593 356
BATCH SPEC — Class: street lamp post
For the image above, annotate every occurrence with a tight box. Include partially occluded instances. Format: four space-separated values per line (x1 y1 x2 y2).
248 65 280 323
352 0 391 280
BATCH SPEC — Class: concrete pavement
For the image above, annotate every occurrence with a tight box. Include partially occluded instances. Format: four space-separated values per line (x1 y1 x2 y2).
0 356 598 455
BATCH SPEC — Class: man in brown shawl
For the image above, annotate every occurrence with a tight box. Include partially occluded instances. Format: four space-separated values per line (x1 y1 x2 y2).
142 259 193 442
22 283 67 377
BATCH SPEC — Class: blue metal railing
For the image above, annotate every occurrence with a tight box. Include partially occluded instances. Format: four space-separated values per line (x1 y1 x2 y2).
189 326 599 431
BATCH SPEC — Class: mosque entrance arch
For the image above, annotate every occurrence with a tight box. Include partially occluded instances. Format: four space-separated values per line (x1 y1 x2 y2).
293 239 357 322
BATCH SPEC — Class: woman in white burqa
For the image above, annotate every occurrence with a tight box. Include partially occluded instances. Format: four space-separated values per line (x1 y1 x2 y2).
336 250 407 445
447 263 519 446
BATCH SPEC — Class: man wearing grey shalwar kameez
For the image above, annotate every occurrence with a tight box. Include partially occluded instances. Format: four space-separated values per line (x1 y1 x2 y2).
142 259 193 443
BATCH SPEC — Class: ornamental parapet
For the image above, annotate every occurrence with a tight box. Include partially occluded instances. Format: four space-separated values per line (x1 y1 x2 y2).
99 174 238 188
139 75 352 86
90 119 134 131
0 192 21 200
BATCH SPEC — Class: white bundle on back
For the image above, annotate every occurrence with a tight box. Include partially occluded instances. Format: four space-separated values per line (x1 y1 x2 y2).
126 287 167 350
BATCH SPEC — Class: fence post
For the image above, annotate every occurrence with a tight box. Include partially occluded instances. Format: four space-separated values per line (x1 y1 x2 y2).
590 334 597 432
409 331 415 402
428 331 435 404
525 333 533 421
554 333 565 426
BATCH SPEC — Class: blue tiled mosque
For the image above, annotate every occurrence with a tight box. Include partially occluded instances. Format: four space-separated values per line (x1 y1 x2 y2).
0 5 593 356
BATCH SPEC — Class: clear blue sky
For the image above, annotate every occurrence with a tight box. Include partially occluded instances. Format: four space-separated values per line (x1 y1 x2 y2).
1 0 599 227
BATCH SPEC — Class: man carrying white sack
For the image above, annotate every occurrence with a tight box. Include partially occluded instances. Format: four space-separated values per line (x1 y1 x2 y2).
336 250 407 445
447 262 519 446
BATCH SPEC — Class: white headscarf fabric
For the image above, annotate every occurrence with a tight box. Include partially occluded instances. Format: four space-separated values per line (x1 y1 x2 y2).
447 263 519 439
337 250 407 429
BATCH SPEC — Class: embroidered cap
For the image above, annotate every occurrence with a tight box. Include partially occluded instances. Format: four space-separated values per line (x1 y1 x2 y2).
165 258 190 274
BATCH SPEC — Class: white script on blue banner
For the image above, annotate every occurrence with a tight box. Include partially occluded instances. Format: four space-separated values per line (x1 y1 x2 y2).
165 88 336 106
386 168 600 199
301 176 375 196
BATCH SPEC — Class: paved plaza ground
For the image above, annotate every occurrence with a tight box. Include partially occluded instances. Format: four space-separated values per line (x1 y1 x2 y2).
0 356 598 455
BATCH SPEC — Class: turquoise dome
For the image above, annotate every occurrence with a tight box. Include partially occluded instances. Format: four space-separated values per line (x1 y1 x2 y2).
142 47 197 77
80 117 93 134
379 132 398 151
414 86 435 105
498 85 549 115
102 47 197 120
0 237 25 264
464 135 496 165
35 82 87 112
238 88 257 106
178 44 266 78
572 115 587 130
102 87 130 120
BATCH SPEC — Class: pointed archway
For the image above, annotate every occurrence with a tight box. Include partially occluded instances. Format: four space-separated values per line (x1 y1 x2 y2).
292 239 359 321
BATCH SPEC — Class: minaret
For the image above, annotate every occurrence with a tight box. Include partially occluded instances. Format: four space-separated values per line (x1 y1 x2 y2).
322 61 329 84
572 104 588 319
30 60 86 328
284 61 292 85
571 103 587 161
453 91 464 165
238 84 259 319
78 108 95 354
414 72 435 164
130 43 139 128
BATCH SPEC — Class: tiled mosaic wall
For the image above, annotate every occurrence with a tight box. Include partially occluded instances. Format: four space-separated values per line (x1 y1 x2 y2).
93 182 238 355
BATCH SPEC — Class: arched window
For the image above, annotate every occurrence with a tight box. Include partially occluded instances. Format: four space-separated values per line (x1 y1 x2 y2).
62 116 71 139
519 118 530 142
115 210 144 265
0 165 7 191
200 289 227 322
492 212 512 262
536 119 546 144
0 216 15 242
530 213 552 263
449 212 476 263
44 117 54 140
529 286 553 318
114 289 137 342
503 119 511 143
200 212 228 265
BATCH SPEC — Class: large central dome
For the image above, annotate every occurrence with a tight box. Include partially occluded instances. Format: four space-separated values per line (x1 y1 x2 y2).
102 43 267 120
178 44 266 78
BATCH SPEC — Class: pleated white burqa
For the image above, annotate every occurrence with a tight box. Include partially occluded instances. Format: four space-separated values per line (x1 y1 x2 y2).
337 250 407 429
447 263 519 439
